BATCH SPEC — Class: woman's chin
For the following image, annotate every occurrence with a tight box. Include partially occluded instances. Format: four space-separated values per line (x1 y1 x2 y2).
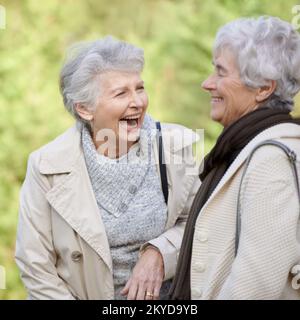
211 104 229 125
210 110 222 124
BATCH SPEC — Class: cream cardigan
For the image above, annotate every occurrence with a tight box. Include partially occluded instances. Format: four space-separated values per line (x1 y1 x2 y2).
191 123 300 300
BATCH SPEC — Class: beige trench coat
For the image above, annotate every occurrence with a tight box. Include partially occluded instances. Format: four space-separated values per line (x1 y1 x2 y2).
16 122 200 300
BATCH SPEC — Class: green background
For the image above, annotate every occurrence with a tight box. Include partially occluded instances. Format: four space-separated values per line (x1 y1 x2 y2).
0 0 299 299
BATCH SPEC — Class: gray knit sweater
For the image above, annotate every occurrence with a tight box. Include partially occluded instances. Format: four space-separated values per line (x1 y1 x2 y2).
82 115 171 299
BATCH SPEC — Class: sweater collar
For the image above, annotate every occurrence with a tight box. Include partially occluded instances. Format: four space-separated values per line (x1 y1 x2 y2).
81 114 156 217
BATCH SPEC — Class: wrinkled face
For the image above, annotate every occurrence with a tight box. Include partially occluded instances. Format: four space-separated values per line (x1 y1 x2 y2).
202 48 259 127
91 70 148 148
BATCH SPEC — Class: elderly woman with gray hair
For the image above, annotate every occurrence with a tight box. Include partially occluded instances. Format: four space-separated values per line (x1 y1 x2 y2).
170 16 300 300
15 37 199 300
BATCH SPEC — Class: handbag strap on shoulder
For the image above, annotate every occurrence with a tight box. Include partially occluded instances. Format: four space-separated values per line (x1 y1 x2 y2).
235 139 300 256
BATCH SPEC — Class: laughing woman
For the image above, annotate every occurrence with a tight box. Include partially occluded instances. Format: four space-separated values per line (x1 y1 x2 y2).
15 37 199 300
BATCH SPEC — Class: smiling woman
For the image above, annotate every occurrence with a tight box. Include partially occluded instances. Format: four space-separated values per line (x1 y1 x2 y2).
15 36 200 300
170 16 300 300
75 70 148 158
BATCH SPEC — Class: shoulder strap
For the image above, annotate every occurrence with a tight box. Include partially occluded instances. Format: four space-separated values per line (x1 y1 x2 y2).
235 139 300 256
156 122 169 204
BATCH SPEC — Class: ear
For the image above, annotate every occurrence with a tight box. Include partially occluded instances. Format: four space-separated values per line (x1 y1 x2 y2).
75 103 94 121
255 80 277 103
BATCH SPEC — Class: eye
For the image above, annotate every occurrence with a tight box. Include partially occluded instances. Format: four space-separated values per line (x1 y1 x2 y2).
137 86 144 91
216 67 226 77
115 91 125 97
215 70 223 77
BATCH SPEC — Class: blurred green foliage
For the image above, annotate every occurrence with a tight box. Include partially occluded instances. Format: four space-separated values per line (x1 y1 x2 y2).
0 0 299 299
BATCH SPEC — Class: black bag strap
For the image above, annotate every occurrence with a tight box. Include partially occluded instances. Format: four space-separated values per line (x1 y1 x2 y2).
156 121 169 204
235 139 300 256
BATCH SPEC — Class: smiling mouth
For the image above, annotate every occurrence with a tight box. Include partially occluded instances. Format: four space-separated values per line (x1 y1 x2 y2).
119 114 141 129
211 96 224 103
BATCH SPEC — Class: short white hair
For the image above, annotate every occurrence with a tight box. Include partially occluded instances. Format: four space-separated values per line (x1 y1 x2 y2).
214 16 300 111
60 36 144 122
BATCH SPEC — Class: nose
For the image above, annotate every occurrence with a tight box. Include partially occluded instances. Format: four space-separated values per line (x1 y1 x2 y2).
201 74 216 91
129 92 146 108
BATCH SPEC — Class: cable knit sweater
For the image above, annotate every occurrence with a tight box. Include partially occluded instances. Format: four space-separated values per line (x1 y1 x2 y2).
82 115 171 299
191 123 300 300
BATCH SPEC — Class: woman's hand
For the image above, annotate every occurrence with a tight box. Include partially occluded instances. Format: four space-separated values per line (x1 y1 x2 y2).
120 246 164 300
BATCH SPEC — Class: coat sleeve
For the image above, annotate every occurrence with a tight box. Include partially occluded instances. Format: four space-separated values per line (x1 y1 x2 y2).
217 146 300 300
15 152 75 300
141 143 201 280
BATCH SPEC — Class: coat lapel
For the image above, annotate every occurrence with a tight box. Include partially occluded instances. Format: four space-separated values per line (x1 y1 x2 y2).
39 124 113 272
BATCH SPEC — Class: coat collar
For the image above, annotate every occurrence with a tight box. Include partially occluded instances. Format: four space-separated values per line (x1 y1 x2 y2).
38 122 113 271
199 122 300 214
161 123 200 153
39 122 82 175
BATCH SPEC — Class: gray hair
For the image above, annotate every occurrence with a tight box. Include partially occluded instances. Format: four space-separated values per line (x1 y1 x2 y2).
60 36 144 122
214 16 300 111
